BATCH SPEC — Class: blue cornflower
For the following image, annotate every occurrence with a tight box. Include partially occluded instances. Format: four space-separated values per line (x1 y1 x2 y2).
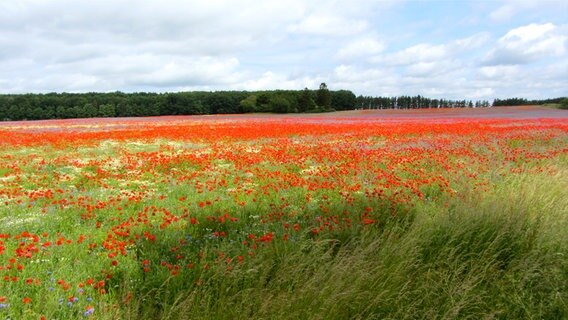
84 307 95 316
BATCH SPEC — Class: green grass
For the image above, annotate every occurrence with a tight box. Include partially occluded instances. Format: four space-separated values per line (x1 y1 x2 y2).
543 99 568 110
112 165 568 319
542 103 562 109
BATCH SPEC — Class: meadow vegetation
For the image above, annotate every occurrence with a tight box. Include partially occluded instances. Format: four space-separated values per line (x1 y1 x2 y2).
0 115 566 319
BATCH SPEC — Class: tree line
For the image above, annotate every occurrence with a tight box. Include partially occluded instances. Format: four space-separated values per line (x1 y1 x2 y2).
492 97 565 107
0 85 356 121
356 95 568 109
355 95 492 109
0 86 564 121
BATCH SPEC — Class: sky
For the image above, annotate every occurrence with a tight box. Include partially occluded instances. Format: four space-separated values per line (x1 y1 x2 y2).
0 0 566 100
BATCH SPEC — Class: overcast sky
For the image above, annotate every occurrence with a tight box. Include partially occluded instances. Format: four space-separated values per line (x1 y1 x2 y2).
0 0 566 99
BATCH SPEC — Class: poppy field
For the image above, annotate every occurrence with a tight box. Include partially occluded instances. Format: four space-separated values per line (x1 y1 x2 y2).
0 109 567 319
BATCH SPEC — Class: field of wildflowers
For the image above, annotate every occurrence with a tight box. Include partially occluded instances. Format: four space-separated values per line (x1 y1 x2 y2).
0 110 567 319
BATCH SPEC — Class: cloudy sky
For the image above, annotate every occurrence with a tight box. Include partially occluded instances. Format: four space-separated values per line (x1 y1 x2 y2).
0 0 566 99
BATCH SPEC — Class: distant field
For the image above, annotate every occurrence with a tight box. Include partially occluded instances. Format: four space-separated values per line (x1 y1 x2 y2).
0 105 565 129
0 108 567 319
336 105 568 118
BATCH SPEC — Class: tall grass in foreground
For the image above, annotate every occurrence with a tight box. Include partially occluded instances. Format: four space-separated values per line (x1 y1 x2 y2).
118 166 567 320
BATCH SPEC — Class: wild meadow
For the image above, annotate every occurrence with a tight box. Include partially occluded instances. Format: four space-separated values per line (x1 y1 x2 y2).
0 111 567 319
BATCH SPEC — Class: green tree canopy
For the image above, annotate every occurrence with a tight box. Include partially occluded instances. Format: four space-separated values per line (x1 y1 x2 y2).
316 83 331 108
298 88 316 113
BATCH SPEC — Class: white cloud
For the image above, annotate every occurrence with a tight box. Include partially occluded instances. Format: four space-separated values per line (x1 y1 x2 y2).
332 64 389 83
0 1 565 101
288 13 368 36
404 60 461 78
465 88 495 99
490 5 516 21
381 43 448 66
130 56 242 87
472 59 568 99
489 0 566 23
483 23 566 65
453 33 491 49
478 65 521 80
336 38 385 60
378 33 489 66
237 71 320 91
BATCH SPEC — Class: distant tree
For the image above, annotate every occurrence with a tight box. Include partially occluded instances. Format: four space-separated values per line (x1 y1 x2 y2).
117 103 134 117
269 95 292 113
331 90 356 111
98 104 116 117
147 103 161 116
54 105 65 118
298 88 316 113
316 83 331 108
163 94 180 115
255 93 271 112
240 95 258 113
204 93 238 114
83 103 98 118
71 105 86 119
0 101 6 120
493 97 529 107
28 107 43 120
560 98 568 110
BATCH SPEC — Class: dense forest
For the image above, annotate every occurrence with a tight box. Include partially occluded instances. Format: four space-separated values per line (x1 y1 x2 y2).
0 84 353 121
492 97 565 106
0 84 564 121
